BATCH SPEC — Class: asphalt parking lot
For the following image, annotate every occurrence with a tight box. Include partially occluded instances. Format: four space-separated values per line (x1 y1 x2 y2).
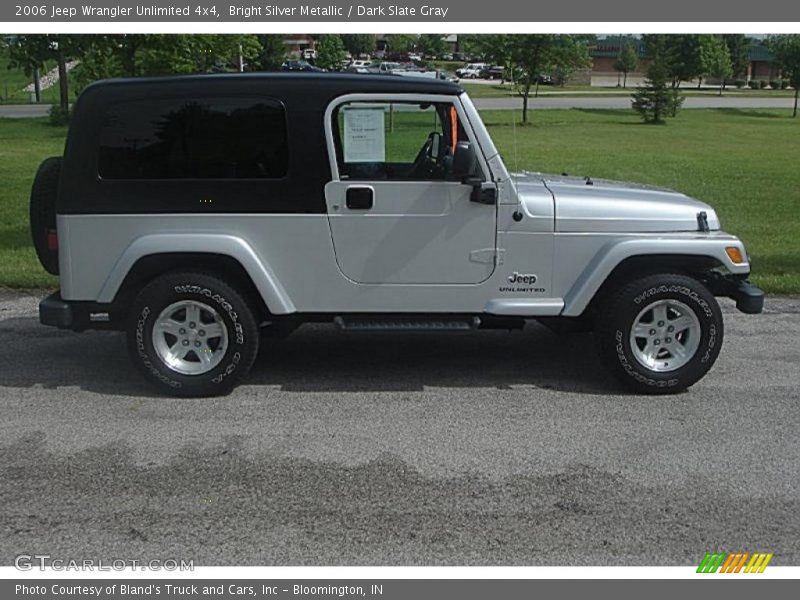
0 292 798 566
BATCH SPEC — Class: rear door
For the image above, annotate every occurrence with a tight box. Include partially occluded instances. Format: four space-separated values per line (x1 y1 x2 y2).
324 95 497 285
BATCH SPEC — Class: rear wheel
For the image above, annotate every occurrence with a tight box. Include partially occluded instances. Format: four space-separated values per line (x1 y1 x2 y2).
127 271 260 397
595 273 723 394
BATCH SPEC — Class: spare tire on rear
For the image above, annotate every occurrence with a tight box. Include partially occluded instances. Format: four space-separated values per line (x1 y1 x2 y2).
30 156 62 275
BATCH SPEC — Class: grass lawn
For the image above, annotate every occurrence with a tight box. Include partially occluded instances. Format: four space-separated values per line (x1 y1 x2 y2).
0 56 65 105
0 118 64 288
0 108 798 293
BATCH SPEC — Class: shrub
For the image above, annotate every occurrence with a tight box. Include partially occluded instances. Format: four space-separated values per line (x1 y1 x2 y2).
782 80 790 89
759 79 769 89
734 79 746 88
748 80 760 89
769 79 783 89
48 105 70 126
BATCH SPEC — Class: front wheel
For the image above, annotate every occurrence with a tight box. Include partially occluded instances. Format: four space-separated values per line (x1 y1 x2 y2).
127 272 260 397
595 274 724 394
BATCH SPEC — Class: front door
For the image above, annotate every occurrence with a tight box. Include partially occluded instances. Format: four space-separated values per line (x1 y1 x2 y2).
324 97 497 285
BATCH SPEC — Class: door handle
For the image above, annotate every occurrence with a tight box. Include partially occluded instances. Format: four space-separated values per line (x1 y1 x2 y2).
346 187 374 210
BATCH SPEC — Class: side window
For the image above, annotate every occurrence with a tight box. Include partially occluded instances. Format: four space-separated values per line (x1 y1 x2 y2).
332 100 469 181
98 97 288 179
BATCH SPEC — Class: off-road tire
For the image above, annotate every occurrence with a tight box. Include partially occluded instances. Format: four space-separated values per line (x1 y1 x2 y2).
127 271 260 397
596 273 724 394
30 156 62 275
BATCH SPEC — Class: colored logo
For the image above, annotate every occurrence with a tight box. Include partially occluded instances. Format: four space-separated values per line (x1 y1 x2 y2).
697 552 773 573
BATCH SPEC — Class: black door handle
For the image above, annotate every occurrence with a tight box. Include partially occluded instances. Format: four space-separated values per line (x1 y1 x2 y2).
346 187 373 210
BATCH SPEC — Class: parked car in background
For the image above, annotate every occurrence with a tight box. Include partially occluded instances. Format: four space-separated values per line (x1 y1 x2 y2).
407 52 422 62
481 65 505 80
371 61 403 74
302 48 316 60
281 60 324 72
456 63 488 79
347 59 373 73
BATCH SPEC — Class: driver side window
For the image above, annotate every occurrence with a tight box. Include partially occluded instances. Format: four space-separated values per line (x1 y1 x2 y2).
331 100 469 181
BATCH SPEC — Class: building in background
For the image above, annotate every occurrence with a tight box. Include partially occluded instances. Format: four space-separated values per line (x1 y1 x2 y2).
587 37 779 87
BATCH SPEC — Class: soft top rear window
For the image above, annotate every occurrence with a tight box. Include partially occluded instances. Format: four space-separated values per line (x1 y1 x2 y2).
97 96 288 180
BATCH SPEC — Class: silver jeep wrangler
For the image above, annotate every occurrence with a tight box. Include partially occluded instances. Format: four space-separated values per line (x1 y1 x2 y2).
32 73 763 396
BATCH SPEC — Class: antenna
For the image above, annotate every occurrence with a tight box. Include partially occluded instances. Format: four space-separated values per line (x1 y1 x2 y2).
509 65 520 174
508 64 525 223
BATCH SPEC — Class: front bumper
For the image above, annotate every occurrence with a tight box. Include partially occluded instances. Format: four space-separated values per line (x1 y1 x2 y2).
708 276 764 314
730 280 765 314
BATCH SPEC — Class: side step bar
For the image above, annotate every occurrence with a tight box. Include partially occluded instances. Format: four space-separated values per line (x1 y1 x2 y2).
334 316 481 332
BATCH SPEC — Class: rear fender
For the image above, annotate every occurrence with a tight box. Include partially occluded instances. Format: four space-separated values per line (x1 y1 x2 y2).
96 234 295 314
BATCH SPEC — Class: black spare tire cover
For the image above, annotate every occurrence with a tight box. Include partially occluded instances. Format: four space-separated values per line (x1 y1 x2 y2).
29 156 62 275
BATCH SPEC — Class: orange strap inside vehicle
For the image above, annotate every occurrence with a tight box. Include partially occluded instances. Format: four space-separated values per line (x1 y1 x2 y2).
449 106 458 150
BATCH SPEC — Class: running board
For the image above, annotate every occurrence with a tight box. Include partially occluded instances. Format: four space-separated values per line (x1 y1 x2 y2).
334 316 481 332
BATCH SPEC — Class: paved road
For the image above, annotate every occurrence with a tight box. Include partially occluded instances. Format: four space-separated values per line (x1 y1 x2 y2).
473 95 799 111
1 95 797 118
0 293 798 566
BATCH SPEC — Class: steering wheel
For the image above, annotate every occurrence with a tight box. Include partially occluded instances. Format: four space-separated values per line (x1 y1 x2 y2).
407 131 443 179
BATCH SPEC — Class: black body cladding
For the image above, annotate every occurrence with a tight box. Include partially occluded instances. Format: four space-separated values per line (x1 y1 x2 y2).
58 73 463 215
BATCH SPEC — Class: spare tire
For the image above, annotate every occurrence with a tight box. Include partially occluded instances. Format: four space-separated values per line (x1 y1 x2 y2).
30 156 62 275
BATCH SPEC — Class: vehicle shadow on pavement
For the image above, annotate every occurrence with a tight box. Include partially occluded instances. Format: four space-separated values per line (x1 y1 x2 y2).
250 323 620 395
0 318 621 397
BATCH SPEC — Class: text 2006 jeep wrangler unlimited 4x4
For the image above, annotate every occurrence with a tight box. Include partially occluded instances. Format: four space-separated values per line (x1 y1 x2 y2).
32 73 764 397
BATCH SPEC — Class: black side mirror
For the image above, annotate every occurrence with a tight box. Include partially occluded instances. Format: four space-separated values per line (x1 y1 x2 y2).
452 141 477 180
452 141 495 205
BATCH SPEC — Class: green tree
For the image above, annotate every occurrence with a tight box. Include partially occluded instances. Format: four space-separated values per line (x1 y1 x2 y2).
314 35 346 71
767 35 800 117
341 34 375 58
632 36 685 124
723 34 751 87
613 41 639 88
254 35 287 70
643 34 703 89
456 34 484 59
552 36 591 87
416 34 446 58
699 35 733 96
9 35 82 111
386 34 418 55
480 35 589 124
669 34 704 88
73 34 264 92
5 35 51 102
70 37 122 93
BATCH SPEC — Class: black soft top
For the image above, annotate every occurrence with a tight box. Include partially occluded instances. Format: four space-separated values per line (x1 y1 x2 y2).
78 71 463 101
61 73 464 216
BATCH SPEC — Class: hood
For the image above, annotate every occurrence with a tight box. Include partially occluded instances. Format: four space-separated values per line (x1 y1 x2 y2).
513 172 720 233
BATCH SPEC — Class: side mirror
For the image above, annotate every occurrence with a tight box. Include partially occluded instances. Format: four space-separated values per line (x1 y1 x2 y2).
452 141 477 180
453 141 496 205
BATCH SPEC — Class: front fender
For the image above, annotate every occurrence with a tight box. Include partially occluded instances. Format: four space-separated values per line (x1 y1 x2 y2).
96 233 296 314
561 234 750 317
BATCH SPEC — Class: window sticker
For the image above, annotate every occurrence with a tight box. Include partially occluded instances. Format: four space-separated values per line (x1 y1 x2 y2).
343 106 385 163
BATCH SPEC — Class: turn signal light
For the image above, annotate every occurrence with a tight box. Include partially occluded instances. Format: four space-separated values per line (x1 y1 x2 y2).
725 247 745 264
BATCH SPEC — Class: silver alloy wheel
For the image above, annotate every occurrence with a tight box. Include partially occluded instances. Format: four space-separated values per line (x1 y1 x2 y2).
153 300 229 375
629 299 701 372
